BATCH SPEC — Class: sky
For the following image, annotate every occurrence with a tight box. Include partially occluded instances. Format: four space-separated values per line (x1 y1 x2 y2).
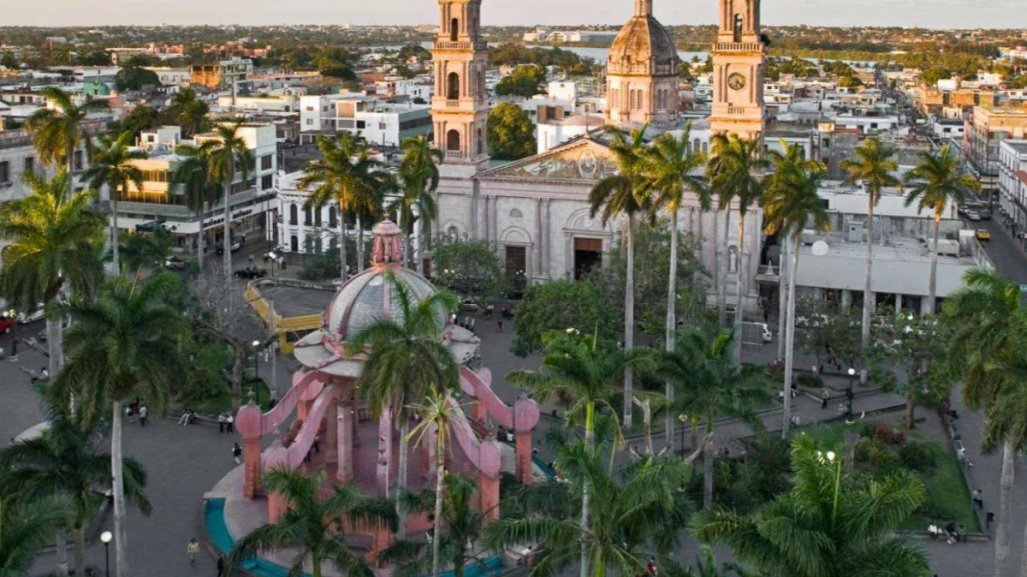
7 0 1027 29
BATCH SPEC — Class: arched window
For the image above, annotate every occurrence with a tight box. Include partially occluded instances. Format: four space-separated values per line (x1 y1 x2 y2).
447 72 460 100
450 18 459 41
289 235 298 252
694 138 701 152
447 129 461 152
610 89 618 108
289 204 298 225
304 205 312 226
702 142 709 154
476 127 483 155
629 90 636 110
329 206 338 228
314 206 322 226
734 14 743 42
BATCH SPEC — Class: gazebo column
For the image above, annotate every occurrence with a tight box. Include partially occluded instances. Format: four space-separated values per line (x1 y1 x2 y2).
336 400 354 482
268 491 287 524
242 436 262 498
479 473 500 523
472 398 488 425
515 430 533 485
325 393 339 467
376 406 393 495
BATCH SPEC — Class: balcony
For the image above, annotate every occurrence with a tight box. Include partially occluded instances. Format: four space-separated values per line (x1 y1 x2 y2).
445 151 465 161
446 99 460 108
714 42 764 52
433 40 488 51
728 106 747 115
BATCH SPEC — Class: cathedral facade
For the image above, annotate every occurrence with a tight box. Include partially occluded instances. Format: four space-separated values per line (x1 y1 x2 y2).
432 0 767 312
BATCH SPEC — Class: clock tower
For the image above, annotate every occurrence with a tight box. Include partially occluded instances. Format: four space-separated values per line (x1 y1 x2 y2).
709 0 765 139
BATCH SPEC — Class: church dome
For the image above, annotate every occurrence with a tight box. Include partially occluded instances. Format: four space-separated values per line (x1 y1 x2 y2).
322 220 445 342
607 0 679 78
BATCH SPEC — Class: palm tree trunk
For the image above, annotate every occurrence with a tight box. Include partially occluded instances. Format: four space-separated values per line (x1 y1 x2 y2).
580 402 595 577
718 209 731 327
994 441 1014 577
75 525 86 577
312 555 322 577
110 182 123 273
111 399 129 577
782 232 801 438
396 418 410 538
196 206 205 273
665 207 679 449
46 316 61 389
703 415 714 509
431 434 446 577
357 216 365 273
339 209 348 279
777 238 788 362
904 390 915 430
734 213 746 365
623 214 635 429
927 214 941 314
860 199 875 386
54 529 69 576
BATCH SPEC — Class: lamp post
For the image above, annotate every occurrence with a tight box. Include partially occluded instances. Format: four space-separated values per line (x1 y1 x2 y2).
252 339 261 382
100 531 112 577
678 413 688 456
268 251 277 279
846 367 856 419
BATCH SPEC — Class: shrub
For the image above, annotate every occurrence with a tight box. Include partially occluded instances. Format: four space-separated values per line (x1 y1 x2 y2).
871 422 907 445
766 363 784 385
855 437 899 471
796 373 824 389
899 441 937 473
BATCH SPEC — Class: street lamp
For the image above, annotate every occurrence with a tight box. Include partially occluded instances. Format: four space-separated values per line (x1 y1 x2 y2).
267 251 277 278
846 367 856 419
100 531 112 577
252 340 261 382
678 413 688 456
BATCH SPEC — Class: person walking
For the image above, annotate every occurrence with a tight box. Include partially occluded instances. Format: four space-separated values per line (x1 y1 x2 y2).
187 537 200 565
226 413 234 434
821 387 830 409
497 319 503 333
216 555 225 577
232 442 242 465
217 412 226 433
10 337 18 361
139 404 149 427
972 489 984 509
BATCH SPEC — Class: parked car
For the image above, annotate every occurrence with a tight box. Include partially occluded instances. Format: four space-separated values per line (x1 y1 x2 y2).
965 210 981 222
976 229 992 241
17 307 45 325
760 323 773 343
0 316 16 334
460 298 480 313
164 256 189 271
217 239 244 255
234 266 268 279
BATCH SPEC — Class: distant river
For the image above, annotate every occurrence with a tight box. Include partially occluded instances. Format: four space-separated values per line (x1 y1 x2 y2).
366 42 708 63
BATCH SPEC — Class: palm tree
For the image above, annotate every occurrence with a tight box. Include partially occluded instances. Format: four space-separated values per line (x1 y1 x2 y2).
225 468 397 577
657 330 771 509
707 134 767 341
299 133 389 279
205 121 254 284
0 396 151 576
348 274 460 537
943 268 1026 577
0 497 72 577
508 329 653 577
0 170 106 381
841 136 900 385
407 388 465 577
83 131 147 273
170 86 210 137
54 273 186 577
25 86 109 192
395 135 442 272
172 143 218 272
641 128 708 448
122 227 173 277
483 442 692 577
903 145 979 313
763 145 830 437
382 475 486 577
590 125 651 429
692 435 929 577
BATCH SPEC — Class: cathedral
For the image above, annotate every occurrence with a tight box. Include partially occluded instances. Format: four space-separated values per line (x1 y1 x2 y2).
431 0 767 312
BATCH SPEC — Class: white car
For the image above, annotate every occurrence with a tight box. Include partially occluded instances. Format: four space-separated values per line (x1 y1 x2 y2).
760 323 773 343
965 210 981 222
17 308 45 324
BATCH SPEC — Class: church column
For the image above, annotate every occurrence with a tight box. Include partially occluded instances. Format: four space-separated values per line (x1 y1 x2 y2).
535 199 543 282
336 398 354 482
542 199 552 278
325 391 339 468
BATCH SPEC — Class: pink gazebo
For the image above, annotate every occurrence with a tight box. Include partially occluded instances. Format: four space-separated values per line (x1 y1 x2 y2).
235 220 541 558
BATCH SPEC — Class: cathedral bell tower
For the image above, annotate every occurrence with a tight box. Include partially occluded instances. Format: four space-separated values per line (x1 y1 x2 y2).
431 0 490 175
709 0 765 139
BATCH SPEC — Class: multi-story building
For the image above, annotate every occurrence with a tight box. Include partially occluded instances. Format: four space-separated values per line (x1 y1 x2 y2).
997 140 1027 242
967 105 1027 198
299 94 431 147
190 59 253 90
115 124 278 254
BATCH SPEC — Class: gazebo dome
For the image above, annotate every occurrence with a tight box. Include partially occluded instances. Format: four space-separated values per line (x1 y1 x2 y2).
607 0 679 77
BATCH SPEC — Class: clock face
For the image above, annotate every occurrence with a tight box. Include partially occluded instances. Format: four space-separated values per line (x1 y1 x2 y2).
728 72 747 91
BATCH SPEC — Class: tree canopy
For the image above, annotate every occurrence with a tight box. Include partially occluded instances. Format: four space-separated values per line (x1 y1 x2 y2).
486 102 536 161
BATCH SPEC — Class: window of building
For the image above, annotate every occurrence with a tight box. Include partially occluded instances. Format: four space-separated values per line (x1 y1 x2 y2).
0 161 9 184
304 206 312 226
329 206 338 228
734 14 743 42
306 119 313 126
447 72 460 100
260 155 273 170
23 156 34 173
289 204 298 225
73 150 83 171
314 207 322 226
305 106 314 111
447 129 461 152
450 18 459 41
356 120 366 129
261 174 273 190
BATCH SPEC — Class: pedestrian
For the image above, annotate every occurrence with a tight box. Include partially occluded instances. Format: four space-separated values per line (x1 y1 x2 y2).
232 442 242 465
226 413 234 434
187 537 200 565
178 409 193 426
928 522 939 541
216 555 225 577
139 404 149 427
646 557 658 577
268 396 278 409
958 446 974 468
821 387 830 409
218 412 226 433
973 489 983 509
497 319 503 333
945 521 957 544
10 337 18 361
313 435 321 454
125 403 135 423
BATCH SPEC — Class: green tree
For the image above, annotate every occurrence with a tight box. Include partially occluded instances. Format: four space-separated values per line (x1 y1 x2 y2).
658 330 771 509
507 330 653 577
171 143 217 272
869 312 951 430
25 87 109 189
495 65 546 98
114 66 160 91
0 397 151 576
0 170 105 385
348 274 459 538
763 144 830 436
205 121 255 285
707 133 768 340
169 86 210 137
121 227 173 277
113 103 159 138
83 131 147 272
903 145 979 312
795 298 861 374
484 442 692 577
430 238 506 303
299 133 389 278
314 46 357 81
55 273 185 577
841 136 900 385
591 125 652 429
486 102 536 161
381 475 487 577
511 279 618 357
692 435 929 577
0 497 71 577
641 128 708 446
394 135 442 270
1 50 17 69
225 468 396 577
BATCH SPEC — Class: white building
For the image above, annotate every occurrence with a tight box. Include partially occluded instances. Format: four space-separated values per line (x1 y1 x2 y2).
932 118 966 141
216 93 299 115
144 67 191 86
299 94 432 147
997 140 1027 237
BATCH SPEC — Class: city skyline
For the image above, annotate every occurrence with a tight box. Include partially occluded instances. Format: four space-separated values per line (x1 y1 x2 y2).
6 0 1027 30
